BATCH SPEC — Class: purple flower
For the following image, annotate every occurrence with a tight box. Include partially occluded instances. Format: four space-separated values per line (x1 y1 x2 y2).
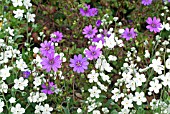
50 31 63 42
40 41 55 57
69 54 89 73
141 0 152 5
92 34 105 44
82 25 98 39
121 28 137 41
146 17 161 33
79 4 91 17
41 82 56 94
85 46 102 60
168 0 170 2
96 20 102 27
41 53 62 72
89 8 98 16
23 71 31 78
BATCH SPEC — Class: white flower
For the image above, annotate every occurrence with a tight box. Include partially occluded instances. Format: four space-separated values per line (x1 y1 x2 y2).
149 57 164 74
6 27 14 36
122 72 132 83
0 68 10 80
102 107 109 113
149 79 162 94
126 80 136 91
104 34 117 49
0 81 8 93
150 99 159 110
0 100 4 113
77 108 82 113
33 47 39 54
101 59 113 72
14 77 28 90
41 104 53 114
144 50 150 58
133 92 147 105
16 59 28 71
35 104 43 114
11 0 23 7
161 72 170 87
13 9 24 19
118 29 124 34
97 82 108 92
33 77 42 87
118 108 130 114
159 22 170 31
121 98 133 109
108 55 117 61
11 103 25 114
9 97 16 103
111 88 124 102
88 86 101 98
93 110 101 114
23 0 32 9
25 12 35 22
165 58 170 69
100 72 110 83
133 73 146 87
87 70 99 83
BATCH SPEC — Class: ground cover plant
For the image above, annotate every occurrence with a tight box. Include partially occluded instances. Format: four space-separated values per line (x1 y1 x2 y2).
0 0 170 114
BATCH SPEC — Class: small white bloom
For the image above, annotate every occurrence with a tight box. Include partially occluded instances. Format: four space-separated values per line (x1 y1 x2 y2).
108 55 117 61
165 58 170 69
118 29 124 34
23 0 32 9
149 79 162 94
14 77 28 90
77 108 82 113
9 97 16 103
33 47 39 54
88 86 101 98
16 59 28 71
11 0 23 7
111 88 124 102
0 81 8 93
149 57 164 74
93 110 101 114
133 92 147 105
13 9 24 19
11 103 25 114
87 70 99 83
0 100 4 113
41 104 53 114
33 77 42 87
121 98 133 109
25 12 35 22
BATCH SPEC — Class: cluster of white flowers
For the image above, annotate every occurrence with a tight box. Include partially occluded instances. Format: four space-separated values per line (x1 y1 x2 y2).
28 92 47 103
12 0 35 22
34 104 53 114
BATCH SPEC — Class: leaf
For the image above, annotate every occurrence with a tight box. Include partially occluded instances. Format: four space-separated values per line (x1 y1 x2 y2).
62 107 70 114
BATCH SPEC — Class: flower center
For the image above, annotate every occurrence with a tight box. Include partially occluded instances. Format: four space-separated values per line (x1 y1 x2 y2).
88 30 93 35
45 46 50 51
76 61 82 67
151 23 156 28
49 59 54 65
91 51 96 56
127 33 132 37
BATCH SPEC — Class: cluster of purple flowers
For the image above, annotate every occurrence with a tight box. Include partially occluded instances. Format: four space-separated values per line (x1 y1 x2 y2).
79 4 98 17
39 31 63 95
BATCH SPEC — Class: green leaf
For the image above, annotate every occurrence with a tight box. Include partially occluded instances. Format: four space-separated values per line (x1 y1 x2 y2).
63 107 70 114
